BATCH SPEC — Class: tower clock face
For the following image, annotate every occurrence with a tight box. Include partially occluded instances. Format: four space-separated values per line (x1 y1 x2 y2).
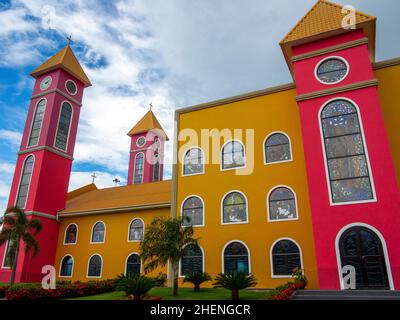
136 136 146 147
40 76 52 91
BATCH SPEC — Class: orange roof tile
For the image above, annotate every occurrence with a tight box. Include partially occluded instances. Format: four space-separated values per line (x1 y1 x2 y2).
127 110 169 140
31 45 91 87
59 180 171 216
67 183 98 201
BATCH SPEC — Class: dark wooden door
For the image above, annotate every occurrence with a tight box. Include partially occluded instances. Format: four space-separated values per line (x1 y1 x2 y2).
339 226 389 289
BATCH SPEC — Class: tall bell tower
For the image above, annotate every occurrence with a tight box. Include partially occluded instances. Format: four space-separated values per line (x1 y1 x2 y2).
0 44 91 282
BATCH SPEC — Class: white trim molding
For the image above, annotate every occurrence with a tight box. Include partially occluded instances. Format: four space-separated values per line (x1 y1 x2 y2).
1 240 12 269
263 131 294 165
220 139 247 172
181 147 206 177
90 220 106 244
180 195 205 227
63 223 79 245
59 254 74 278
270 237 304 279
178 243 205 278
314 56 350 86
221 240 251 274
133 152 145 184
26 98 47 149
318 97 377 206
53 100 74 153
266 185 299 223
14 154 35 210
86 253 103 279
65 79 78 96
127 217 145 242
335 222 394 290
221 190 249 225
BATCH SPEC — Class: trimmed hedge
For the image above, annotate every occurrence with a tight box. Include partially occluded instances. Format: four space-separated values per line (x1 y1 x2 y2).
5 280 115 300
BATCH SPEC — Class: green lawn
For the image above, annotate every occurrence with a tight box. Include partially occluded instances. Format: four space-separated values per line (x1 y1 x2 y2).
68 287 271 300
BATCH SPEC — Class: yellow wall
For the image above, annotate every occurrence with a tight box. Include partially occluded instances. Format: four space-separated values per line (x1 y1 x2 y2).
374 64 400 186
55 208 169 281
175 88 319 289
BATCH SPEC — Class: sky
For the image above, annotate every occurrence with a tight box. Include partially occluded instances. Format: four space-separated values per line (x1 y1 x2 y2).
0 0 399 213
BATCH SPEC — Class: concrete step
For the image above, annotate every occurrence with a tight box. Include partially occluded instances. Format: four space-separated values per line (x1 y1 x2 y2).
291 290 400 300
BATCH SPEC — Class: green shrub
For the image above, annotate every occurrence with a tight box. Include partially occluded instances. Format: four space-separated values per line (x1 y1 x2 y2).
152 272 167 287
270 268 307 300
114 273 156 300
183 272 212 292
213 272 257 300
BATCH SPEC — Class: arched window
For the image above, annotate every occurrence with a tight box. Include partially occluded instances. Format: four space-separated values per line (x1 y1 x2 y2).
182 196 204 226
222 192 247 223
64 224 78 244
134 153 144 184
60 255 73 277
221 141 245 170
128 219 144 241
126 254 141 275
271 239 302 276
223 241 249 274
320 99 374 203
28 99 46 147
55 102 73 151
87 254 102 277
181 244 203 276
15 155 34 209
268 187 297 221
152 152 160 182
91 222 105 243
264 133 291 164
183 148 204 175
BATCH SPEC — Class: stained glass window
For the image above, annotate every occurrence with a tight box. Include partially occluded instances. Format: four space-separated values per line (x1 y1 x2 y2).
182 196 203 226
55 102 72 151
316 58 348 84
265 133 291 163
222 141 245 169
91 222 105 243
134 153 144 184
65 224 77 244
28 99 46 147
272 240 301 276
16 155 34 209
152 153 160 182
321 100 374 203
181 244 203 276
129 219 144 241
224 242 249 274
88 255 102 277
183 148 204 175
222 192 247 223
60 255 73 277
126 254 141 275
269 187 297 220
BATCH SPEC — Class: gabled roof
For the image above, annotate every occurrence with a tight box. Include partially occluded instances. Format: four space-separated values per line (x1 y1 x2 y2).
59 180 172 216
127 110 169 140
280 0 376 76
30 45 92 87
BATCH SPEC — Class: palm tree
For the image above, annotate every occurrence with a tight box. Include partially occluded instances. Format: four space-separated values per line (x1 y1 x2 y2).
0 207 43 286
213 272 257 300
140 216 198 296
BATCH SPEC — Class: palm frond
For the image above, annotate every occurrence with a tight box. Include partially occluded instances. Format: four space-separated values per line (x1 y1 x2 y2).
22 233 39 257
27 218 43 234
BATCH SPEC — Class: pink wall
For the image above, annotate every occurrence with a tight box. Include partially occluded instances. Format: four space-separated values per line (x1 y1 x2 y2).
294 32 400 289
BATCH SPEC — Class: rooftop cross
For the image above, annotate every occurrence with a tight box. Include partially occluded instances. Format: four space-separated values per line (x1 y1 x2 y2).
91 172 97 184
66 34 73 45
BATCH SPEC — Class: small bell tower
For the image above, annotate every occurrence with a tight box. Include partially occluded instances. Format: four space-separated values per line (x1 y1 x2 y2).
127 108 168 185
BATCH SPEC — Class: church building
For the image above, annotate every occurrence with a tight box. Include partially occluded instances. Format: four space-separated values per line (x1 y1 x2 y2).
1 0 399 291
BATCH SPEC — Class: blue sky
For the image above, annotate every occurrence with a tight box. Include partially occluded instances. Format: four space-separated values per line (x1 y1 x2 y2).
0 0 399 212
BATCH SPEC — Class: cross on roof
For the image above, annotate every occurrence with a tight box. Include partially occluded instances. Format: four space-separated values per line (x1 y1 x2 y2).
66 34 73 45
91 172 97 184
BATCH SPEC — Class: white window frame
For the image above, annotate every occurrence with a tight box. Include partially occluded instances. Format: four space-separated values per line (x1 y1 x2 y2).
318 97 377 206
133 152 145 184
314 56 350 85
14 154 35 210
59 254 74 278
26 98 47 148
180 195 205 227
1 240 12 269
86 253 103 279
220 140 246 172
267 185 299 223
221 190 249 225
263 131 293 165
65 79 78 96
270 237 304 279
124 252 142 275
63 223 79 245
127 218 145 242
221 240 251 274
182 147 205 176
53 100 74 153
179 243 205 278
90 220 106 244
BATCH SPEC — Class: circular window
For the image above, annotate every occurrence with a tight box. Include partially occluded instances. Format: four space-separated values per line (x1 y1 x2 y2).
315 57 349 84
136 136 146 147
65 80 78 95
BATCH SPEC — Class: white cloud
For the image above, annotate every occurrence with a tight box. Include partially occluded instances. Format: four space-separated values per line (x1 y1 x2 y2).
0 130 22 148
69 171 126 191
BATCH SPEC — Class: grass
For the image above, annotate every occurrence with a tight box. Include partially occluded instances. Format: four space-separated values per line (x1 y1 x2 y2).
68 287 271 300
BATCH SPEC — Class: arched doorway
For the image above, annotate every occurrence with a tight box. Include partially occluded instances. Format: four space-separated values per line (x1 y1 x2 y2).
338 226 389 289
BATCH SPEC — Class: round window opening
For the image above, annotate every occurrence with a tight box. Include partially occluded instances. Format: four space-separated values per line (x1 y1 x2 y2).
137 137 146 147
316 58 348 84
66 80 78 95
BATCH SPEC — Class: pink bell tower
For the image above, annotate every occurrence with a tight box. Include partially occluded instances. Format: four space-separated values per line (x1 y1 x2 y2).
0 44 91 282
127 109 168 185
